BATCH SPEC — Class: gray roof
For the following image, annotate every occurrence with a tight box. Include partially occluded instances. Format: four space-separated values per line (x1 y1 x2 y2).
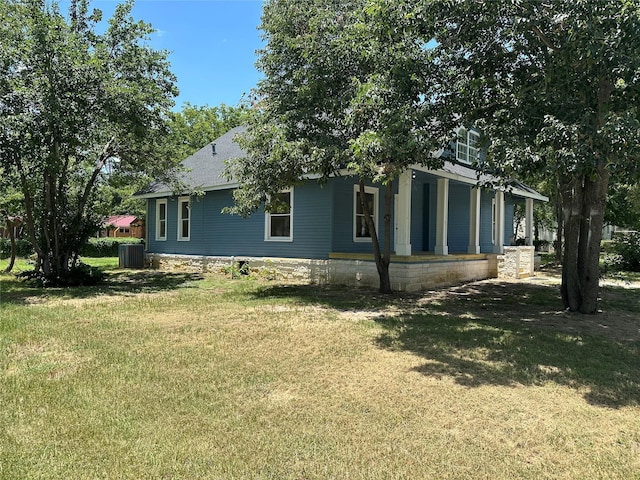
137 125 247 198
138 124 546 202
435 162 548 201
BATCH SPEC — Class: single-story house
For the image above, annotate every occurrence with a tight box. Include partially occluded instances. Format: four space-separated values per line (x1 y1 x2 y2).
100 215 145 239
135 126 547 290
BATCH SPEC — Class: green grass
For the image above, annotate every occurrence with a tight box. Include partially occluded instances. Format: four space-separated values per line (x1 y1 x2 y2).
1 261 640 478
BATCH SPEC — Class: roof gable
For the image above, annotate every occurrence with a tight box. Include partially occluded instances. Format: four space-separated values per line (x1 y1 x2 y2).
137 125 247 198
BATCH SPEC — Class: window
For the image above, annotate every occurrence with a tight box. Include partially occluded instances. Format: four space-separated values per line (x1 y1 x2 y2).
155 199 167 241
118 227 130 234
457 128 480 164
265 189 293 242
178 196 190 241
353 185 378 242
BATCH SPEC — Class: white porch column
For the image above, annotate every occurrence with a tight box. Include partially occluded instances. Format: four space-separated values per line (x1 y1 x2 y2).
468 187 481 254
493 190 505 254
395 170 412 256
434 178 449 255
525 197 534 246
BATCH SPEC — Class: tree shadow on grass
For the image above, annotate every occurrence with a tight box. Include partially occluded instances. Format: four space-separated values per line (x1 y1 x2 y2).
254 279 640 408
376 312 640 408
0 269 204 306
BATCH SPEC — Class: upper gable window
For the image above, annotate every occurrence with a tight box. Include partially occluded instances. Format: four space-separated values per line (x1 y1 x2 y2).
265 189 293 242
457 128 480 165
177 196 190 241
353 185 378 242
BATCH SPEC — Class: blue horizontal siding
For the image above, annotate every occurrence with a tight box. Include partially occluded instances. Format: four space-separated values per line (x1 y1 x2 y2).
330 177 394 254
146 175 519 260
447 183 470 253
147 183 332 259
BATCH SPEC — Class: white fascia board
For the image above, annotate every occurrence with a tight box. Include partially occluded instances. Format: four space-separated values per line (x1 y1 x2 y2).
134 182 239 199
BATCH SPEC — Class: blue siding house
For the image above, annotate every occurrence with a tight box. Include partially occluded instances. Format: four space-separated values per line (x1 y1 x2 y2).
136 126 547 290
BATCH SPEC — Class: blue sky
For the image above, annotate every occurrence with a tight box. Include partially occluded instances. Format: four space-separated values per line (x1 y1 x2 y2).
88 0 264 110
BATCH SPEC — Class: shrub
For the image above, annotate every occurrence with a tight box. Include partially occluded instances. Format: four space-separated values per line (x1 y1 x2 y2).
610 232 640 272
0 238 34 259
533 239 550 252
18 262 106 287
80 237 144 257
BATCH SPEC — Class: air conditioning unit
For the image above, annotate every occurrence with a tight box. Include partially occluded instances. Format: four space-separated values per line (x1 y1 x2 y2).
118 244 144 269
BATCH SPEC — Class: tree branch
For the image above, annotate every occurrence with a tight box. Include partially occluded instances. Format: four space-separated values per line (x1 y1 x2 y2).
78 136 116 215
531 25 559 51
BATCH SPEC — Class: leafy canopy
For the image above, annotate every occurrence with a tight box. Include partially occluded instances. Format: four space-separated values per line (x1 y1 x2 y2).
226 0 456 216
0 0 178 283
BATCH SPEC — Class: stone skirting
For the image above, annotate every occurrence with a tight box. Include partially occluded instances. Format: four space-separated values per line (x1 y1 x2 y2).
146 253 330 283
145 252 502 291
497 246 535 279
328 256 491 292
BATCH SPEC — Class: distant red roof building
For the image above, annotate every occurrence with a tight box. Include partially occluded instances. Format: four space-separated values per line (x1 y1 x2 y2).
101 215 145 239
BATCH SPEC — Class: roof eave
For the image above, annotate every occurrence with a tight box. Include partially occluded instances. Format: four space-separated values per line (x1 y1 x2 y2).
134 182 239 199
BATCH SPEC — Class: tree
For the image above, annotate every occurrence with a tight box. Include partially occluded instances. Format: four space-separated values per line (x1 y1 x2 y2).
226 0 456 293
0 184 24 273
0 0 178 285
431 0 640 313
605 182 640 231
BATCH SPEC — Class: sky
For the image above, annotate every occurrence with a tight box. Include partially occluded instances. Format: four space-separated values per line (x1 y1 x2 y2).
87 0 265 110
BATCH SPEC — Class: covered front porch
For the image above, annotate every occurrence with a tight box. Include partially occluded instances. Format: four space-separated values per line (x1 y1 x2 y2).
392 166 546 258
329 164 545 291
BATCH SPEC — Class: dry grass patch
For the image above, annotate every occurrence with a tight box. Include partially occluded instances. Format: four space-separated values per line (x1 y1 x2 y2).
1 268 639 479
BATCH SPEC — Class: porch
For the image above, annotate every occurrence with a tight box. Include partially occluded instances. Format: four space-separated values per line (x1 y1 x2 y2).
329 247 534 291
329 251 494 292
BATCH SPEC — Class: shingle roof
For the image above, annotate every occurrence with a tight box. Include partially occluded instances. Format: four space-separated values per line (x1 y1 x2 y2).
136 125 247 197
137 125 546 202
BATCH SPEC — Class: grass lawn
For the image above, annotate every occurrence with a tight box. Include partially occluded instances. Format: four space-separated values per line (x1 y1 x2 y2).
1 258 639 479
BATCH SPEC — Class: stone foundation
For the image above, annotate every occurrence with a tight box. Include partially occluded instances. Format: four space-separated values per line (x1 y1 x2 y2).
146 252 503 291
329 257 490 291
497 246 535 279
146 253 329 283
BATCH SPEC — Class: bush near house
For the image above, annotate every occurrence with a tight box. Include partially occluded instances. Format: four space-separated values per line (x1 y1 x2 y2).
0 238 144 260
80 237 144 257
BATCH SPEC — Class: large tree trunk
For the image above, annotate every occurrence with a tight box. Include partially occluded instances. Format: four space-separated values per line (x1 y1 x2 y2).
555 186 563 263
560 167 609 313
3 216 17 273
359 179 392 293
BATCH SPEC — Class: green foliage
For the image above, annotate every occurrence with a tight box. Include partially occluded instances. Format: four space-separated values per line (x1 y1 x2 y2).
80 237 143 257
606 183 640 230
0 238 33 259
229 0 454 207
606 232 640 272
430 0 640 313
17 261 105 287
226 0 457 292
0 0 178 286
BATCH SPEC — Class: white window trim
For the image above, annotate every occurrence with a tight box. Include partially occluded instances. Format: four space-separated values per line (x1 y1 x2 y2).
491 198 497 245
177 196 190 241
264 188 293 242
155 199 167 241
353 185 378 243
456 127 480 165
